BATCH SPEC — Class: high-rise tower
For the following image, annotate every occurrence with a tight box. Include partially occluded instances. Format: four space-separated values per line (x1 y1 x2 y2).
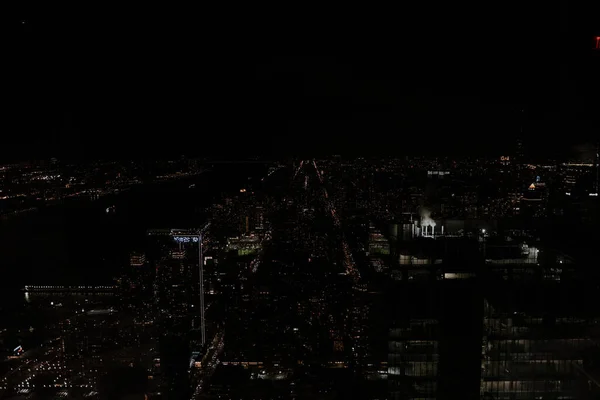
594 143 599 195
515 109 526 164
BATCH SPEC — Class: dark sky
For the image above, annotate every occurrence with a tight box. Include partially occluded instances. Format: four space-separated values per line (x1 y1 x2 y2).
5 3 599 160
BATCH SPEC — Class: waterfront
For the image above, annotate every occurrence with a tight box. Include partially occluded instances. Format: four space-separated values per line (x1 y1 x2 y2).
0 163 269 289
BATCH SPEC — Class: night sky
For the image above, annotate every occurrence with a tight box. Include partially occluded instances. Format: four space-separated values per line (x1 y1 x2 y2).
6 3 599 160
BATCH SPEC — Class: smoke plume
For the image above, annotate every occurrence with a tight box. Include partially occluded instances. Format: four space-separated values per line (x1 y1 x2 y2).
419 207 436 227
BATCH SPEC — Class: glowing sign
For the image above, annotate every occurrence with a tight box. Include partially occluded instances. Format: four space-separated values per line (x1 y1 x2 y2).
173 236 200 243
500 156 510 161
427 171 449 176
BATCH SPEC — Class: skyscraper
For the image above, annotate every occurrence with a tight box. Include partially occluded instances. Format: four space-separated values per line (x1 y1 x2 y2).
594 143 599 195
515 109 526 164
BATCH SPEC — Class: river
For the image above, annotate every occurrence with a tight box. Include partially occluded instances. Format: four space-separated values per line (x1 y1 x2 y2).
0 163 269 289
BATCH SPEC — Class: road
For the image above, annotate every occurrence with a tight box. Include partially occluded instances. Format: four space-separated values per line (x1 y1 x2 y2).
311 159 361 283
191 330 225 399
0 337 64 397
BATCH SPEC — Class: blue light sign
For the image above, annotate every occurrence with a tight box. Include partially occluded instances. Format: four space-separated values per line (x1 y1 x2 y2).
173 236 199 243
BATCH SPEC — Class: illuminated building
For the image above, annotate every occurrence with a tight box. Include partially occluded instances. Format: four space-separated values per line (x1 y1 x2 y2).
368 226 390 255
241 215 250 234
426 170 450 179
481 290 596 399
156 257 195 320
560 162 598 196
130 252 146 266
227 234 261 256
255 206 265 230
520 179 548 217
149 228 207 345
476 236 599 398
236 206 267 234
169 249 186 259
563 166 579 193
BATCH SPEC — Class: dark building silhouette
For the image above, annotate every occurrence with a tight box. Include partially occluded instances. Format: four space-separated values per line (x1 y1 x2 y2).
437 279 483 400
387 238 484 400
159 321 191 400
99 366 148 400
515 109 526 164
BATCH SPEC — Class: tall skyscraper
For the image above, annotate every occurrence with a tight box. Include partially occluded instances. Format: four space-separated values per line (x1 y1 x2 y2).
594 143 599 195
515 109 526 164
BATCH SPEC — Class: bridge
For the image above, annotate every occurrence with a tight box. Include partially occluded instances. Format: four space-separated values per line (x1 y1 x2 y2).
23 285 118 293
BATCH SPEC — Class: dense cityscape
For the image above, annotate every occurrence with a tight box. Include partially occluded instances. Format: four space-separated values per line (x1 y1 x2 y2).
1 148 599 399
6 2 600 399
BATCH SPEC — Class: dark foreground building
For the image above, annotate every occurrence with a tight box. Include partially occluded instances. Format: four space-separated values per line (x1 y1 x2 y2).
159 321 191 400
99 366 148 400
386 234 600 399
387 270 483 399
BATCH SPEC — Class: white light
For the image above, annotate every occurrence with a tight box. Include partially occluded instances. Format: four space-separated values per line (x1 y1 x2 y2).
481 229 486 234
590 193 598 197
173 236 200 243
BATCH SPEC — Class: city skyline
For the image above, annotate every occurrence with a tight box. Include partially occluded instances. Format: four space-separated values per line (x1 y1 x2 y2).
2 156 599 398
2 4 600 399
